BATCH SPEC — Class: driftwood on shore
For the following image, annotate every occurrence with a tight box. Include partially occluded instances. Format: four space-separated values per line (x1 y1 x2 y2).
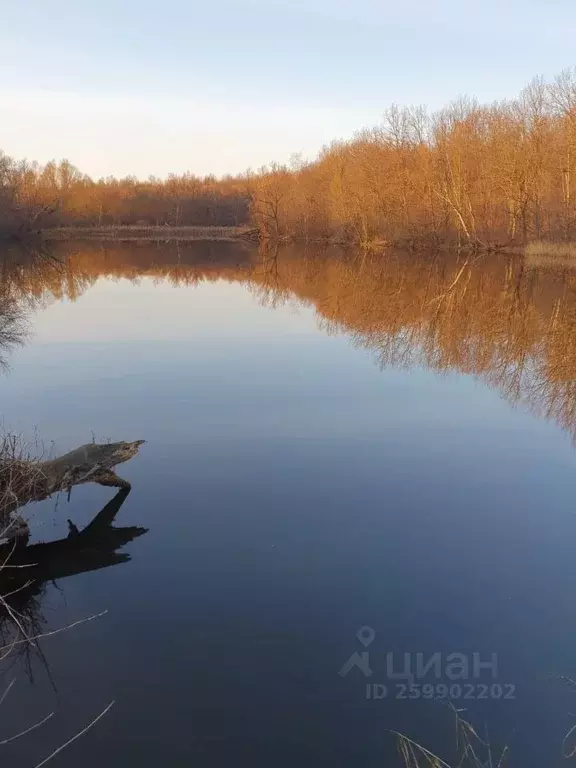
0 440 145 540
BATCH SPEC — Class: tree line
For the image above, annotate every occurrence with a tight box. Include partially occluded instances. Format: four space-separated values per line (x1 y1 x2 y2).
0 157 250 235
1 68 576 247
251 69 576 247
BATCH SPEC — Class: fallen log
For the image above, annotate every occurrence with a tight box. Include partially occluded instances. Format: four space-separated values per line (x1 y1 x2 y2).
0 440 145 540
40 440 146 493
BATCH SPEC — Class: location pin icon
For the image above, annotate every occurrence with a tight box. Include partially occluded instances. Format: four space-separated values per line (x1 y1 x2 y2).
357 626 376 648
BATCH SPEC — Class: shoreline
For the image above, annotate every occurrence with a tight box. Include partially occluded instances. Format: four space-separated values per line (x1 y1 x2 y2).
42 225 260 243
6 227 575 261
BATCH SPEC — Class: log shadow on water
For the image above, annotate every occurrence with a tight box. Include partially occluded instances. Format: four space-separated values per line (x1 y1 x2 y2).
0 487 148 669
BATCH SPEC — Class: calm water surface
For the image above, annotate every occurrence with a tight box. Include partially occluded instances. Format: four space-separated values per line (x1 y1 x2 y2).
1 243 576 766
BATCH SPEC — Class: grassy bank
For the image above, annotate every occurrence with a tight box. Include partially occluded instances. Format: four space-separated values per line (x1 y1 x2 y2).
43 225 258 242
525 241 576 259
524 241 576 269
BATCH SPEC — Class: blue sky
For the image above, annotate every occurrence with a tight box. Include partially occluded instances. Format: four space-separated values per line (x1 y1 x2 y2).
2 0 575 178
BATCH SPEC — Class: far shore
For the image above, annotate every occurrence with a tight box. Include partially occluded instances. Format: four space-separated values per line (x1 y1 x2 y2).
42 225 260 243
5 227 576 262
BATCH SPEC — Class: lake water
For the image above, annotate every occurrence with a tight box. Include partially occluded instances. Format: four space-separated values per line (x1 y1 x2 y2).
1 242 576 766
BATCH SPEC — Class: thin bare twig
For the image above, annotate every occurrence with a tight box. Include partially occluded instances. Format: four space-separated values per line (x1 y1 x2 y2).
0 711 54 745
33 701 115 768
0 678 16 706
0 611 107 652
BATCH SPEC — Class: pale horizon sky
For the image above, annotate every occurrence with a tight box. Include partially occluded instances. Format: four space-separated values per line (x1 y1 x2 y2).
2 0 575 180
